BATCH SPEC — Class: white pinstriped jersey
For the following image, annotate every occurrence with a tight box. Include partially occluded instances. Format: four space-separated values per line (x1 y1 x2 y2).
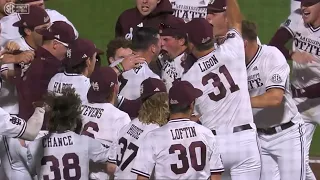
281 11 320 88
131 119 224 179
110 61 160 100
47 72 90 102
182 29 254 129
247 45 301 128
160 53 186 91
107 118 159 179
0 108 26 138
27 131 109 180
81 102 131 148
169 0 209 22
0 37 34 114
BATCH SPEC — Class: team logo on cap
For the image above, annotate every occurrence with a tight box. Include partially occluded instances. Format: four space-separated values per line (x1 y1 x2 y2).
66 48 72 58
170 99 179 104
202 37 211 44
140 84 144 95
91 82 99 91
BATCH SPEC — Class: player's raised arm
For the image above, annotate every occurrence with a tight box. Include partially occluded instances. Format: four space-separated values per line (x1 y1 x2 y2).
226 0 242 34
20 106 46 140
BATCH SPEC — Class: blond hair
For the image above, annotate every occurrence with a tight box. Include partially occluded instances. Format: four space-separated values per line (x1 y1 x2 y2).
138 92 169 126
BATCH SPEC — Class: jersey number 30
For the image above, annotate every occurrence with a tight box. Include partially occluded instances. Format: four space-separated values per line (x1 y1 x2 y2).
202 65 239 101
170 141 206 174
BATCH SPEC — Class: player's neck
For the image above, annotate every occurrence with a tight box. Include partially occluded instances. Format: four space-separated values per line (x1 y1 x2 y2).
42 44 65 61
169 113 190 121
24 36 37 50
172 46 187 59
133 51 150 63
245 42 259 65
311 18 320 29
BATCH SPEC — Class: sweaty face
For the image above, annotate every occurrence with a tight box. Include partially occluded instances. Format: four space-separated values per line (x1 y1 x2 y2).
161 36 181 59
136 0 160 16
32 23 50 48
206 12 228 37
301 2 320 25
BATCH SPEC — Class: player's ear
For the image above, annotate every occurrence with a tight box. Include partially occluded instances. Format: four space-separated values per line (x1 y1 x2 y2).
178 38 185 46
24 28 32 36
157 0 161 4
109 57 115 64
151 44 156 54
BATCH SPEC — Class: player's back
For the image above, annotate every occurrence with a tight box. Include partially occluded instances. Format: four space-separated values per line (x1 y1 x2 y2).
48 72 90 102
132 119 221 179
182 29 253 129
81 102 131 147
108 118 159 179
27 131 109 180
110 60 160 100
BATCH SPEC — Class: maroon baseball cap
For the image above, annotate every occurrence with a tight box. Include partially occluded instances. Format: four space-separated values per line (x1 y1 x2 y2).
140 78 167 101
169 81 202 106
301 0 320 6
186 18 213 46
87 67 118 103
13 5 50 28
65 38 103 68
159 16 186 37
36 21 76 46
204 0 227 14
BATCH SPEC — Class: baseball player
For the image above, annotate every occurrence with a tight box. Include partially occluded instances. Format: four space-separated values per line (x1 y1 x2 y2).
131 80 224 180
107 78 168 179
181 0 261 179
0 0 79 47
27 87 110 180
169 0 209 22
47 38 103 102
81 66 131 179
110 27 161 100
269 0 320 179
106 37 132 65
243 20 306 180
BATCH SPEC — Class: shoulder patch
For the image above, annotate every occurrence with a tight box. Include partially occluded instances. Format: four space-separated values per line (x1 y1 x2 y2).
284 19 291 27
271 74 282 83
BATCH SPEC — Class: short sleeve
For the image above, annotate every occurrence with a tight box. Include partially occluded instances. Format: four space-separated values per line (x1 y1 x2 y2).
221 29 244 50
0 108 27 138
206 131 224 173
280 11 301 36
107 141 118 164
1 63 14 72
264 47 290 91
87 136 110 163
131 133 156 178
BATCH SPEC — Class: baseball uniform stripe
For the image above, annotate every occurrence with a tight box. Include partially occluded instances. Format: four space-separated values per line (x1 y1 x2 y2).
0 67 8 72
168 119 189 123
246 46 262 70
265 85 285 91
229 28 241 37
107 158 117 164
282 25 295 37
3 137 13 167
210 168 225 173
15 119 27 138
298 124 305 180
307 24 320 33
131 168 150 178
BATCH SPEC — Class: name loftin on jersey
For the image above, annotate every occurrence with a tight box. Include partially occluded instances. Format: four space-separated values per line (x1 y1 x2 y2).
81 105 104 119
170 126 197 140
198 55 219 72
42 136 73 148
53 82 73 94
127 124 144 140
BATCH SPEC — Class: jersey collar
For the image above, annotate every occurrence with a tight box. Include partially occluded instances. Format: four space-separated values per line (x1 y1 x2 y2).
246 45 262 70
168 118 190 123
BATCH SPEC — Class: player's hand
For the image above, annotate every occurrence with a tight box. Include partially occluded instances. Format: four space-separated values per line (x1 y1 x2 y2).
32 101 51 112
291 51 316 64
14 51 35 64
5 41 20 52
121 54 146 71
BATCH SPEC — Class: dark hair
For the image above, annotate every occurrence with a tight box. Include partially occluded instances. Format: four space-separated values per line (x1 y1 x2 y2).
45 87 83 133
194 39 215 51
106 37 132 59
64 60 87 74
173 34 188 46
131 27 159 51
169 104 192 114
242 20 258 41
18 26 35 37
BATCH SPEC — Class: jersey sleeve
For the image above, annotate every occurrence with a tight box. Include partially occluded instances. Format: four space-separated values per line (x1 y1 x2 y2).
86 136 110 163
206 130 224 173
280 11 301 36
107 141 118 164
0 108 27 138
131 132 156 178
114 114 131 137
220 29 244 52
264 47 290 91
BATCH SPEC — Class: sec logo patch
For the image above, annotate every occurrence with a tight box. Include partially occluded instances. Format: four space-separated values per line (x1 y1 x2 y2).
271 74 282 83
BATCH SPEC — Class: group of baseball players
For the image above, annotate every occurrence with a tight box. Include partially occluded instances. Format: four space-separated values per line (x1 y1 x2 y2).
0 0 319 179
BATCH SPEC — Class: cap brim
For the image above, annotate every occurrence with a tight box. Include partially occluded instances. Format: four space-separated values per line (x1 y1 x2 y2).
193 88 203 99
35 29 55 39
12 21 24 27
96 48 104 55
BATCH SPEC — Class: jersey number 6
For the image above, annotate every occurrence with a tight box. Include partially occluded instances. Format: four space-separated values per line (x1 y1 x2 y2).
202 65 239 101
169 141 206 174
